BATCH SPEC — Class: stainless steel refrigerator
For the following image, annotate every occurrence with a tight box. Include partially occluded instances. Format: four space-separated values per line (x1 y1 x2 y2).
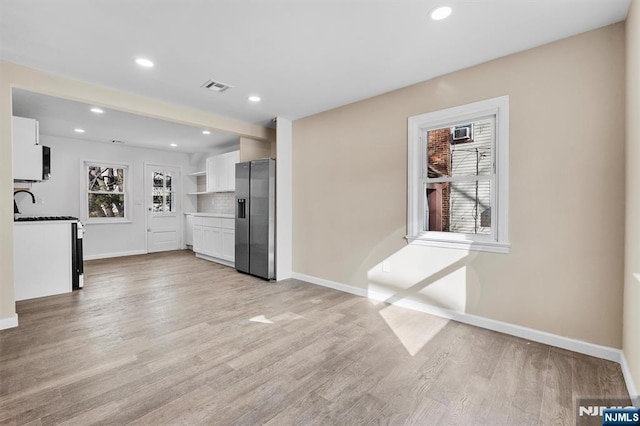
235 158 276 280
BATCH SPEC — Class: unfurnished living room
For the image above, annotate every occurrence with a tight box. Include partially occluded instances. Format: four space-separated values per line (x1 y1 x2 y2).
1 1 639 425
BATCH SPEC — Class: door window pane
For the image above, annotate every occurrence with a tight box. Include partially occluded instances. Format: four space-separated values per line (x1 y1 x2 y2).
165 193 174 212
153 195 164 212
151 170 176 214
153 171 164 188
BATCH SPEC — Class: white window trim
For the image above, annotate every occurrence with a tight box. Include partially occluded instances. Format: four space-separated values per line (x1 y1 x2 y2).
80 159 132 224
407 96 510 253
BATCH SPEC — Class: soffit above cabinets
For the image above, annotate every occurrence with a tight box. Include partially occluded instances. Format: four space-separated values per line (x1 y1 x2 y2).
11 89 238 154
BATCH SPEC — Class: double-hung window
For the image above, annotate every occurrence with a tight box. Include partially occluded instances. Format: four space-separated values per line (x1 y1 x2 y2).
407 96 509 253
82 161 131 223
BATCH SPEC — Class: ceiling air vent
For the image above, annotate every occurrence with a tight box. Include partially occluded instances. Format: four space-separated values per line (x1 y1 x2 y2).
201 79 233 93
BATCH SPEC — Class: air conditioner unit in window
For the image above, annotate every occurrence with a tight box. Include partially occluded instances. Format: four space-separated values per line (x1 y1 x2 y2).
452 124 473 142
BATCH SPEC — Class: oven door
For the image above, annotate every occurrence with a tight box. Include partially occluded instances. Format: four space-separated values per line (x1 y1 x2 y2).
71 221 84 290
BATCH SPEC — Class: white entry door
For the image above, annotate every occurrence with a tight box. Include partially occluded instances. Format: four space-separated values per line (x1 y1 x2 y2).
146 164 182 253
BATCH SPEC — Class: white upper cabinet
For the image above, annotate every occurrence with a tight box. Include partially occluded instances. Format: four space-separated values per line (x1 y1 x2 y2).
206 150 240 193
205 156 217 192
12 116 44 182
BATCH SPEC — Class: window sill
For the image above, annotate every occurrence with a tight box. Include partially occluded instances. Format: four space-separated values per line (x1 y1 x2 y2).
84 219 132 225
405 235 510 254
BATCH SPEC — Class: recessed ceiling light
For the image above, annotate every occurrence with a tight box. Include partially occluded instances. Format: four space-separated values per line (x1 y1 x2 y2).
170 143 178 147
202 130 211 135
134 57 154 68
90 107 104 114
429 6 452 20
248 95 261 102
74 128 85 133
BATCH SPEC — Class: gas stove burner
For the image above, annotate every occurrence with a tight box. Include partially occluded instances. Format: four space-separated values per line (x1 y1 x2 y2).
15 216 79 222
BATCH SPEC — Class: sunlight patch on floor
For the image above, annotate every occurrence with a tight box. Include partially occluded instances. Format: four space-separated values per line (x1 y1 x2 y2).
249 315 274 324
271 311 304 322
249 311 304 324
375 303 450 356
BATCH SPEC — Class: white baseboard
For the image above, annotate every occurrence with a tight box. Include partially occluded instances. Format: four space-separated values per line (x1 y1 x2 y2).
620 351 640 406
194 252 235 268
292 272 635 400
84 250 147 261
0 313 18 330
292 272 368 298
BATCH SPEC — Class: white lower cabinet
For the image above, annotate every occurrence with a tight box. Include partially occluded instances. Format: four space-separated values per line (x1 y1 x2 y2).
185 214 194 246
14 222 73 301
221 229 235 262
209 227 223 258
192 215 235 266
192 224 203 250
202 226 215 255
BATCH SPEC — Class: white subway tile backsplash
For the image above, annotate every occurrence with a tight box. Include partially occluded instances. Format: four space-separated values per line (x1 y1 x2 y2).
198 192 235 214
194 176 235 214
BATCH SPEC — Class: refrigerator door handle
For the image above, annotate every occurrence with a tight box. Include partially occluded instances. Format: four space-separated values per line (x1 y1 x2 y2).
237 199 246 219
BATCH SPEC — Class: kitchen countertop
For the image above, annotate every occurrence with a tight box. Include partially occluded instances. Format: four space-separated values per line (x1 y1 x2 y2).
184 212 234 218
14 215 79 224
14 220 78 225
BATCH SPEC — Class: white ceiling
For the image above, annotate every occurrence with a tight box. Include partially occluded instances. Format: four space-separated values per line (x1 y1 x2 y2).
12 89 238 154
0 0 631 127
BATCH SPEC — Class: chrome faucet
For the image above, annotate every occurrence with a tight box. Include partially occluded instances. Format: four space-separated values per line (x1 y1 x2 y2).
14 190 36 214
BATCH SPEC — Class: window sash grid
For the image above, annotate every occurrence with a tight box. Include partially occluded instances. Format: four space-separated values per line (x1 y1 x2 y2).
83 161 130 222
423 175 493 184
88 191 126 195
407 96 509 252
421 117 496 181
422 177 495 237
152 169 176 214
421 115 495 237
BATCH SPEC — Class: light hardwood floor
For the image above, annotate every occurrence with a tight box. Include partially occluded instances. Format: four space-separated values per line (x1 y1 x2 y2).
0 250 630 425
